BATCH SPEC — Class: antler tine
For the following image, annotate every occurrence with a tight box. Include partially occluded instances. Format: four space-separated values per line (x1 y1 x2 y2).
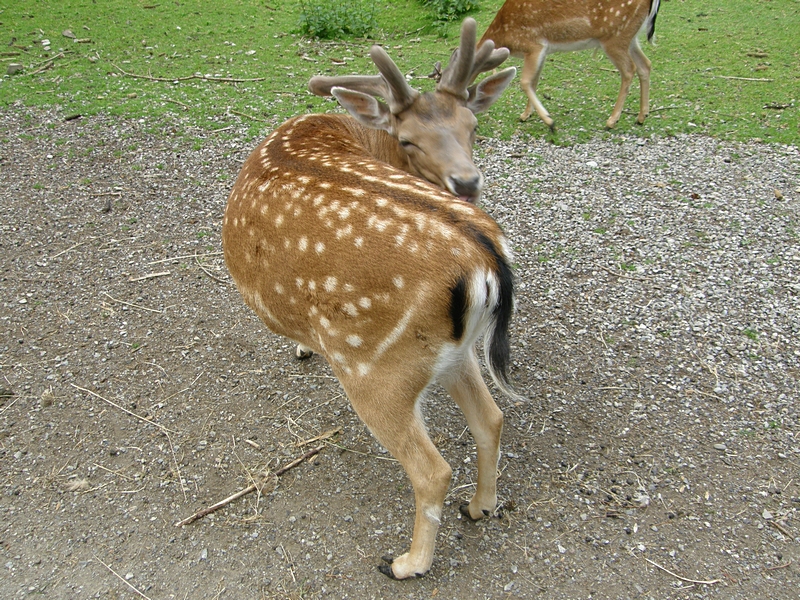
437 17 478 100
368 45 419 114
309 74 388 99
469 40 510 85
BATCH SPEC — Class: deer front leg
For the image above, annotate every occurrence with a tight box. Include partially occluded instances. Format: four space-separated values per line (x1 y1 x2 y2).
344 379 452 579
442 351 503 520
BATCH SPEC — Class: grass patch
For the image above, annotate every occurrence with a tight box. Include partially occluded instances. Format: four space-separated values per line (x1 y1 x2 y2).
0 0 797 143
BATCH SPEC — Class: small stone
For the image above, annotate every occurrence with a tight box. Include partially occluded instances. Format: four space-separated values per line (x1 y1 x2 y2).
199 548 208 560
762 509 773 520
713 443 727 451
7 63 23 76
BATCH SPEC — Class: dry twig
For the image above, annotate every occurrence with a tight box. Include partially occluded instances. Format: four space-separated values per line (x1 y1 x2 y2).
174 445 324 527
101 291 163 313
112 62 266 83
644 557 722 585
129 271 170 282
716 75 773 82
93 554 153 600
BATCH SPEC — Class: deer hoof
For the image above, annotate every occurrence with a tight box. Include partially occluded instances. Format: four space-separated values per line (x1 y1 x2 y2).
459 503 488 520
295 345 313 360
378 556 424 580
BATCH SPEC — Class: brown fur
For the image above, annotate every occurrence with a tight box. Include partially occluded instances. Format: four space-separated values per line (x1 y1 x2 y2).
222 19 517 580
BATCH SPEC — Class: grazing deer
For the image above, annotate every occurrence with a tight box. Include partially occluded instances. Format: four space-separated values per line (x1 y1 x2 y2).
481 0 661 129
222 19 518 579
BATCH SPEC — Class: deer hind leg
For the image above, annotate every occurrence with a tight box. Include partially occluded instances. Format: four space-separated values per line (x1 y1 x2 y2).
602 41 637 129
295 343 313 359
341 374 452 579
441 350 503 520
629 38 652 124
520 48 553 129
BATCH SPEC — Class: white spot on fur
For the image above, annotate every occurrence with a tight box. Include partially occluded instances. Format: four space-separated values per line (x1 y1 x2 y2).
346 334 363 347
357 363 371 376
298 236 308 252
315 241 325 254
324 276 338 292
393 275 405 289
358 297 372 309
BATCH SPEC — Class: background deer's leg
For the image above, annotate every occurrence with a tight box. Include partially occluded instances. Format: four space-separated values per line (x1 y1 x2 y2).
628 38 652 124
341 374 452 579
519 48 552 128
441 351 503 520
602 41 637 129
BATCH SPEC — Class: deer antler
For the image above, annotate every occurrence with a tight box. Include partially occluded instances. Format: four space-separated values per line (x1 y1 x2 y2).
308 46 419 114
437 18 510 100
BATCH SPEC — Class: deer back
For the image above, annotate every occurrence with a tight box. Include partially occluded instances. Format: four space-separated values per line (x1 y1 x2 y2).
481 0 658 53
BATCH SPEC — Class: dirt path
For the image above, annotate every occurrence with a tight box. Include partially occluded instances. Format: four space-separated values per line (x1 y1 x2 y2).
1 108 798 598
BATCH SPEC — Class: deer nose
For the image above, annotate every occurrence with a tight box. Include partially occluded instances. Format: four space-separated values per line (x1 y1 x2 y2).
449 174 482 202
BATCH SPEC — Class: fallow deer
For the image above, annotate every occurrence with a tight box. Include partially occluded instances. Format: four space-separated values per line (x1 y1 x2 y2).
222 19 518 579
481 0 661 129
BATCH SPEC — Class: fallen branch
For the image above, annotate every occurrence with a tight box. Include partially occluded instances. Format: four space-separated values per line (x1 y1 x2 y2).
716 75 773 82
295 427 342 447
764 559 793 572
147 251 222 266
600 264 651 282
94 554 153 600
112 62 266 83
71 383 177 435
230 108 271 122
101 291 163 313
128 271 170 282
644 557 722 585
194 253 228 285
766 519 792 538
174 445 324 527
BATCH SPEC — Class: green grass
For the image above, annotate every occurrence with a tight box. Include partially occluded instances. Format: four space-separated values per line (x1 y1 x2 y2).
1 0 797 144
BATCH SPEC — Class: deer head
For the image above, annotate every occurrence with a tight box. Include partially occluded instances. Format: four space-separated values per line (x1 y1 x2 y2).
308 18 515 202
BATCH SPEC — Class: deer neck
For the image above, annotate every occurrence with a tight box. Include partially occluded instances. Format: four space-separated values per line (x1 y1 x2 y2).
337 115 414 175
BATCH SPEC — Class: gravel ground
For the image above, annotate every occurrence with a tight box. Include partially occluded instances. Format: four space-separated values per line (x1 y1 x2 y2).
1 106 799 599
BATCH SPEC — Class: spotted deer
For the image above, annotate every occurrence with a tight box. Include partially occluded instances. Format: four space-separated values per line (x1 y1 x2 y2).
481 0 661 129
222 19 518 579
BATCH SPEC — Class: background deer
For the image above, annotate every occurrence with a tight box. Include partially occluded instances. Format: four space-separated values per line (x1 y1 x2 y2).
222 19 517 579
481 0 661 129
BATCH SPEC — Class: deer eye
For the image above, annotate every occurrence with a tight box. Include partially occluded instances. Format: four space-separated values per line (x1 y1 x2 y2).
399 139 415 149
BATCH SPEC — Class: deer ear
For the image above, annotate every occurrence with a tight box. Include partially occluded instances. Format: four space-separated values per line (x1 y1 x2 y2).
466 67 516 114
331 87 393 132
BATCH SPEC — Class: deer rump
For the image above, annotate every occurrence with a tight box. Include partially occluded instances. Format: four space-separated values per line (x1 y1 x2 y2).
224 112 514 395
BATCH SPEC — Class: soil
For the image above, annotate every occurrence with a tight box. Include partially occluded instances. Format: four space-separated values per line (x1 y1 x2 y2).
1 107 798 599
